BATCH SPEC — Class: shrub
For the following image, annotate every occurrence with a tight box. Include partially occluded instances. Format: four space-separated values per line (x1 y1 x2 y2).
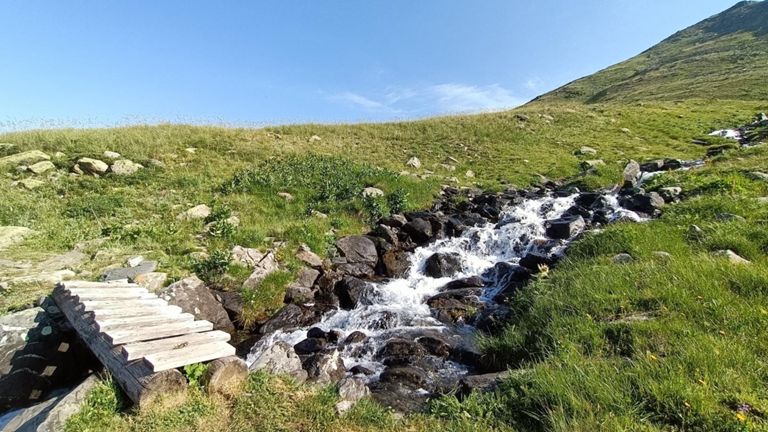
192 249 231 285
386 189 409 214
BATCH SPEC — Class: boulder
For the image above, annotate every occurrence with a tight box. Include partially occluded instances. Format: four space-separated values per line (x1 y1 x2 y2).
0 226 35 250
335 276 371 310
336 377 370 413
416 335 452 358
380 214 408 228
109 159 143 176
612 253 634 264
336 236 378 266
381 250 411 278
160 276 235 333
658 187 682 202
424 252 462 278
376 339 426 366
518 252 556 271
303 349 345 384
294 338 328 355
100 260 157 282
545 215 585 239
379 366 427 387
580 159 605 170
406 157 422 169
402 218 433 244
622 160 641 188
75 157 109 176
103 151 121 159
362 187 384 198
577 146 597 155
242 251 279 289
27 161 56 175
639 160 664 172
0 150 50 167
13 179 46 190
620 192 665 214
259 304 322 334
349 365 374 376
176 204 211 221
294 267 320 288
133 272 168 292
343 331 368 345
284 285 314 304
713 249 751 265
248 341 307 382
296 244 323 268
213 290 243 323
439 276 484 291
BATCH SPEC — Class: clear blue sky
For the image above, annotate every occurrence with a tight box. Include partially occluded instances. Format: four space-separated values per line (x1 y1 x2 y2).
0 0 740 130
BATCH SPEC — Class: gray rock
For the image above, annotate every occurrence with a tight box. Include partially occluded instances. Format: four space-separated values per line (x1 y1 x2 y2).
176 204 211 220
0 151 50 168
294 267 320 288
126 256 145 267
335 276 371 310
336 236 378 266
612 253 634 264
231 246 267 268
303 349 345 384
242 251 279 289
133 272 168 292
296 244 323 268
623 160 641 188
335 377 370 414
248 341 307 383
712 249 751 265
284 285 314 304
100 260 157 282
27 161 55 175
362 187 384 198
109 159 143 176
652 251 672 261
0 226 35 250
658 187 682 202
102 151 121 159
160 276 235 333
406 157 421 169
715 213 746 222
75 157 108 176
545 215 585 239
577 146 597 155
424 252 462 278
748 172 768 181
580 159 605 170
457 372 510 397
402 218 433 244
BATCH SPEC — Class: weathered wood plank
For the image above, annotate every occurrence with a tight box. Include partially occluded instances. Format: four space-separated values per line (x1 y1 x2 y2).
63 280 139 288
144 341 236 372
104 320 214 345
80 298 174 311
97 313 195 332
83 306 183 320
66 287 149 296
66 291 157 302
121 331 231 361
53 291 187 407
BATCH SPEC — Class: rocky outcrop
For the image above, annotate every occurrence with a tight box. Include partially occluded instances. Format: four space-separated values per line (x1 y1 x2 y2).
248 341 307 382
74 158 109 176
159 276 235 333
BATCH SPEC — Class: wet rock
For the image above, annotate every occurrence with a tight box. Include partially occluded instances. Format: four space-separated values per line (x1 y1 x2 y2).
619 192 664 214
296 244 323 268
622 160 641 188
439 276 484 291
545 215 585 239
474 304 514 333
377 338 426 366
303 349 345 384
176 204 211 220
335 262 375 279
0 150 50 167
349 365 374 376
336 236 378 267
639 160 664 172
75 157 108 176
100 260 157 282
424 252 462 278
0 226 35 250
519 252 556 272
713 249 751 265
372 224 399 245
109 159 143 176
28 160 55 175
379 366 427 387
260 304 322 334
612 253 634 264
381 250 410 278
344 331 368 345
160 276 235 333
335 276 371 310
294 267 320 288
294 338 328 355
402 218 433 244
417 335 452 358
427 289 482 324
284 285 314 304
249 341 307 382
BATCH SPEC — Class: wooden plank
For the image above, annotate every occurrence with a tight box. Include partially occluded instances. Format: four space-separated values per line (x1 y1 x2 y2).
67 291 157 301
52 292 187 407
97 313 195 332
80 298 173 311
63 281 139 288
104 320 214 345
84 306 183 320
144 340 236 372
66 287 149 296
121 331 231 361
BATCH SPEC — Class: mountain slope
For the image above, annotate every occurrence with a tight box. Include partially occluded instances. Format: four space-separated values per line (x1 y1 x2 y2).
536 0 768 103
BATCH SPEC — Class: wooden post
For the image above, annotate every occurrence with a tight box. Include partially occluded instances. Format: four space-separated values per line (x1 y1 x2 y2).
202 356 248 397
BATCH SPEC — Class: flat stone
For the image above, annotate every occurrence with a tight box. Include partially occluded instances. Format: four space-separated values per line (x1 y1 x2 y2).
176 204 211 220
577 146 597 155
0 226 35 250
27 161 55 175
100 260 157 281
296 244 323 268
242 251 279 289
127 256 145 267
103 151 121 159
362 187 384 198
75 158 108 176
133 272 168 292
109 159 143 176
713 249 750 265
0 150 50 167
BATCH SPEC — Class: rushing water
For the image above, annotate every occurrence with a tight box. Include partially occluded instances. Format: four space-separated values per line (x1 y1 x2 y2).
246 189 651 380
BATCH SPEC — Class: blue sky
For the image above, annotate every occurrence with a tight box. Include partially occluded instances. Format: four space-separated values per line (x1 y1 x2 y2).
0 0 740 130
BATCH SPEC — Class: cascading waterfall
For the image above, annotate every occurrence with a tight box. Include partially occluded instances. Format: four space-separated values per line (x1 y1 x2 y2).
247 190 648 380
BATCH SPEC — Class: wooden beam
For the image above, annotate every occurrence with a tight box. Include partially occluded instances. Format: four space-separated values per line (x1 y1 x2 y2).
103 320 213 345
144 341 236 372
97 313 195 332
121 331 231 361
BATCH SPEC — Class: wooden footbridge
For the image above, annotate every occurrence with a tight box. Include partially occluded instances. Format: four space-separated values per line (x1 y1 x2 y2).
53 280 246 407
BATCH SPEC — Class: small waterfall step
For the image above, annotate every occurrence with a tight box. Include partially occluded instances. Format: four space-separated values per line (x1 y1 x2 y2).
53 280 243 407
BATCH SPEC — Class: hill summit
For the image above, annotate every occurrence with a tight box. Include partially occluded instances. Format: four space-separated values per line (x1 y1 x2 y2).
537 0 768 103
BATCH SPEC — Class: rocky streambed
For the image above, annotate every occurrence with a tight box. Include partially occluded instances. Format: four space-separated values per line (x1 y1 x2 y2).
246 156 698 411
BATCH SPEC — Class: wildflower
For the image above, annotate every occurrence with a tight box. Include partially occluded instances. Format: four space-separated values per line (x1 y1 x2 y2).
736 412 747 422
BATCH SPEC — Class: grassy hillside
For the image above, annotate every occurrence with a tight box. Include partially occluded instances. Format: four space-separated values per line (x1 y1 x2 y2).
536 1 768 103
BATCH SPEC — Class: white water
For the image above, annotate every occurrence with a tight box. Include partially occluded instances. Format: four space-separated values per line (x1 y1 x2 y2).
247 191 646 378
